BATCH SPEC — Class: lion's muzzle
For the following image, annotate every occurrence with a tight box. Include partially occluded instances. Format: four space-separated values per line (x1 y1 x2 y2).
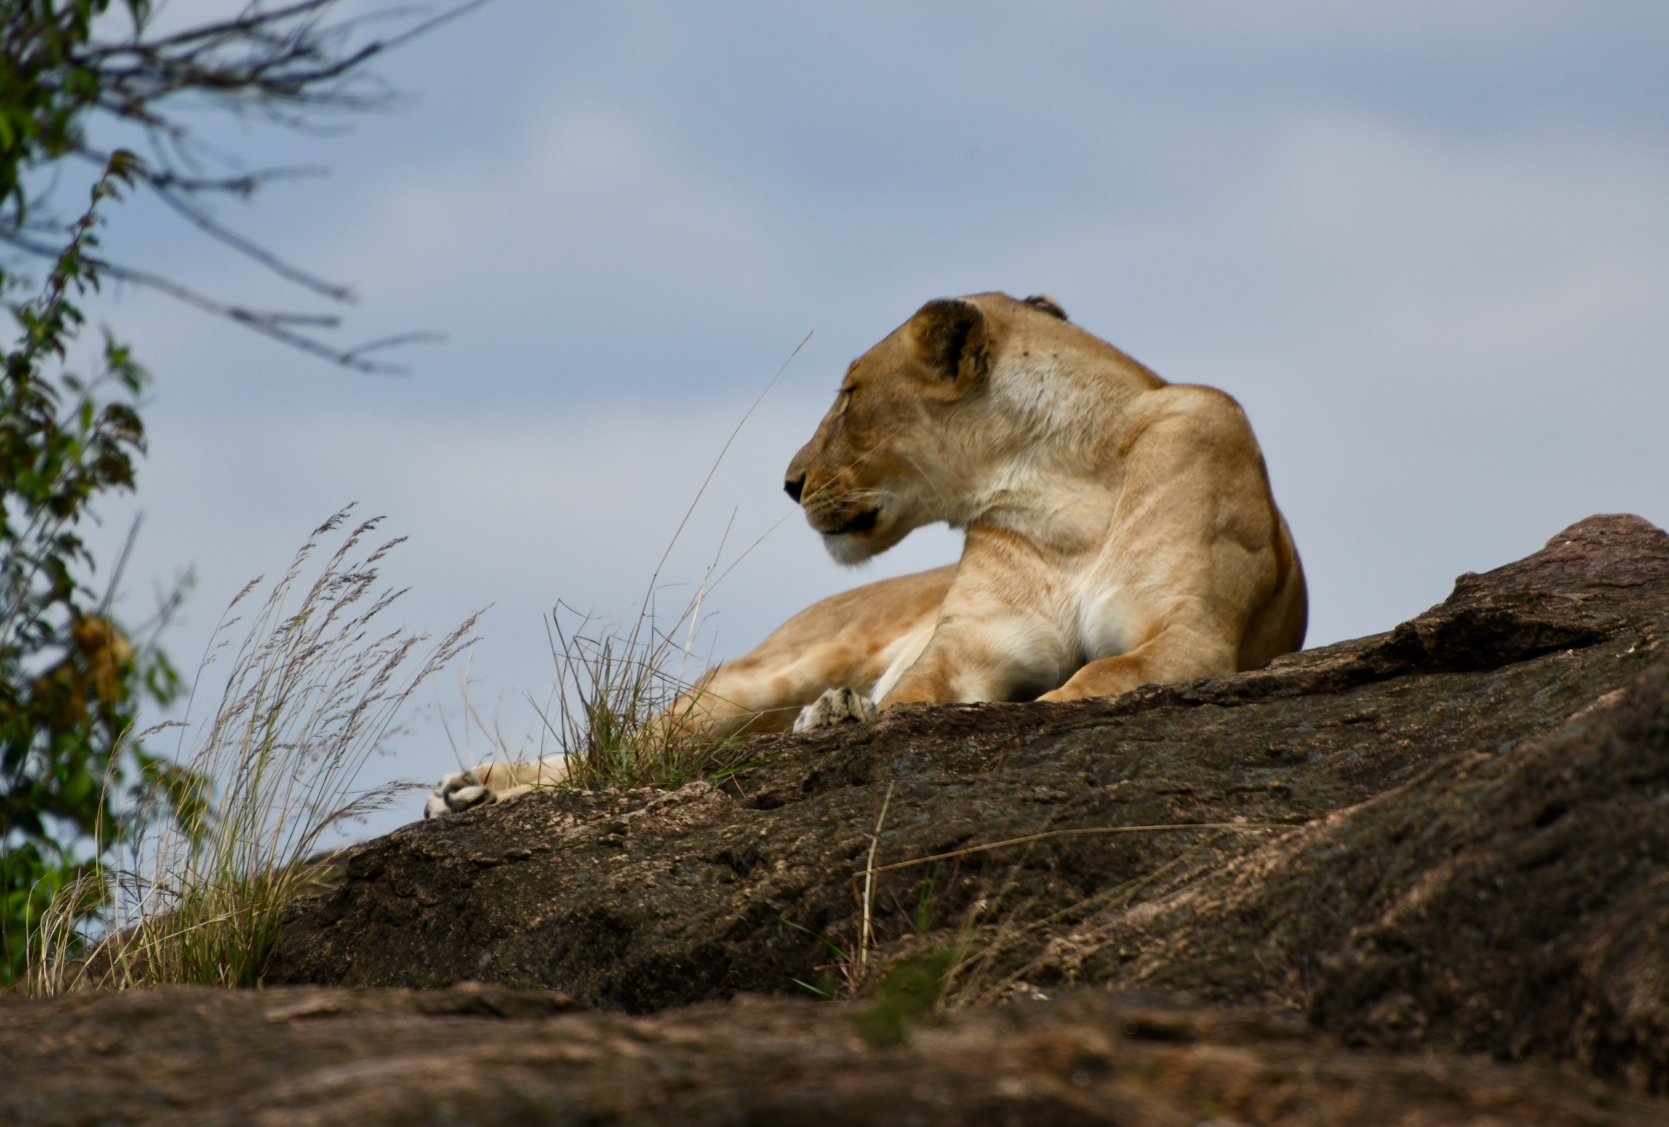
829 507 879 535
795 471 882 537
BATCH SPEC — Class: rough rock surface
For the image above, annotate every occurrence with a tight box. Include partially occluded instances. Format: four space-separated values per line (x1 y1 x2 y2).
263 514 1669 1091
9 514 1669 1124
4 983 1664 1126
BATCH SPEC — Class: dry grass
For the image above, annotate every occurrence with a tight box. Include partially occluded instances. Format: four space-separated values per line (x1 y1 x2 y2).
527 600 755 792
831 816 1281 1013
28 509 476 994
470 335 814 796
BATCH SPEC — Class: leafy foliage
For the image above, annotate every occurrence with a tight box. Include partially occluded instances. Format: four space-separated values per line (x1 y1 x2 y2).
0 2 145 226
0 0 484 986
0 153 182 984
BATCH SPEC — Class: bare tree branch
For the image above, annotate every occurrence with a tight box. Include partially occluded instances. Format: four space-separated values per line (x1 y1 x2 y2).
3 0 493 369
83 0 494 118
75 146 329 198
149 180 355 303
2 231 440 374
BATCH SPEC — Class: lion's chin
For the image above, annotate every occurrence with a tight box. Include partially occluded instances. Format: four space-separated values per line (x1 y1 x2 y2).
821 530 880 566
820 514 915 565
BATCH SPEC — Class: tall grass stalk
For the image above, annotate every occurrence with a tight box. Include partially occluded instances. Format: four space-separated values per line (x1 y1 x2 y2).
514 337 812 793
536 588 746 792
28 509 476 994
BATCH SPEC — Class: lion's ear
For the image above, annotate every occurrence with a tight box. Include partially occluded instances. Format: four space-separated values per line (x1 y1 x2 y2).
907 299 990 390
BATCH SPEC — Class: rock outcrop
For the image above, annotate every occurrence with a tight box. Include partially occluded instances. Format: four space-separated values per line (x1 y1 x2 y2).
264 514 1669 1093
5 984 1663 1125
8 514 1667 1125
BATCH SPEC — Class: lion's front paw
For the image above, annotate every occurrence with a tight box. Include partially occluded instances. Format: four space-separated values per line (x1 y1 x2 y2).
793 687 878 733
424 770 499 818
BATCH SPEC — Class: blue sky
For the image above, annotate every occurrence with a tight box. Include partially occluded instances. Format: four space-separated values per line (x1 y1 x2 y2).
45 1 1669 834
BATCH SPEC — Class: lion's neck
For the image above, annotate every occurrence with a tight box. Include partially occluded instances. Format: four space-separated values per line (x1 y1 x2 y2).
949 355 1150 554
957 449 1122 559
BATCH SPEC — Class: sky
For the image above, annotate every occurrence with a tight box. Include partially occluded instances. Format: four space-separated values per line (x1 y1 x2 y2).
34 1 1669 838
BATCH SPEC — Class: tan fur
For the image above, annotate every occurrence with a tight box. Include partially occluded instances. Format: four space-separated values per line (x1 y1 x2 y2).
429 292 1305 814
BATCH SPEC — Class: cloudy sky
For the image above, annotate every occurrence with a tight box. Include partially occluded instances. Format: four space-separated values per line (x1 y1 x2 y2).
50 1 1669 835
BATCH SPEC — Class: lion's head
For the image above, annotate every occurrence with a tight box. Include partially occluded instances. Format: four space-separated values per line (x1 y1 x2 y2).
784 292 1091 564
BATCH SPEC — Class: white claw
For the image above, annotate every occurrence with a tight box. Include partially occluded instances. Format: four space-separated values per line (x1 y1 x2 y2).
424 793 450 820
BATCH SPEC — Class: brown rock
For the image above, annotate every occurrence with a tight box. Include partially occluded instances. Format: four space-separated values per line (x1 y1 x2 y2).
258 514 1669 1096
10 513 1669 1123
2 984 1664 1125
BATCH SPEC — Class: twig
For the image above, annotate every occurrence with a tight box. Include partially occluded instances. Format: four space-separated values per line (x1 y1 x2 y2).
0 231 429 373
957 841 1218 1006
4 1 495 371
148 184 355 302
858 781 896 970
640 329 813 610
859 821 1281 883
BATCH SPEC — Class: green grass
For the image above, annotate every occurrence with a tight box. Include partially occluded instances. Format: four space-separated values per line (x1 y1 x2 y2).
853 948 955 1048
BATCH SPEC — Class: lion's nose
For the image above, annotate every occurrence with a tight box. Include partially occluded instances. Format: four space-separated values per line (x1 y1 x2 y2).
784 474 806 504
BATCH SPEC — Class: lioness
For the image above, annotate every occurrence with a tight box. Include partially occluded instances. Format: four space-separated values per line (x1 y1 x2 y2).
428 293 1305 817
